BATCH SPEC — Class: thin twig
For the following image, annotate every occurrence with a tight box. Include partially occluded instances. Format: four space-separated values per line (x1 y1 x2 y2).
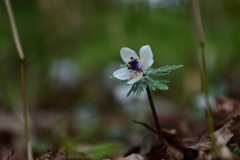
146 86 165 145
4 0 33 160
132 120 158 134
192 0 217 156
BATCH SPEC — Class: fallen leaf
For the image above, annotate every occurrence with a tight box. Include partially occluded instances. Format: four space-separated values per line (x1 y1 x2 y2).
215 134 232 159
213 97 240 123
2 150 14 160
184 115 240 160
36 150 54 160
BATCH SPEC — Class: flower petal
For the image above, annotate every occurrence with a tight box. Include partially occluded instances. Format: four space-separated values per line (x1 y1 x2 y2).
120 47 138 64
127 74 143 84
139 45 153 64
113 68 131 80
142 59 154 70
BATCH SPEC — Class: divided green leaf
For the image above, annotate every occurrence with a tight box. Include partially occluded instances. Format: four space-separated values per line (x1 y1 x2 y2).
127 79 147 97
146 65 183 76
110 65 183 97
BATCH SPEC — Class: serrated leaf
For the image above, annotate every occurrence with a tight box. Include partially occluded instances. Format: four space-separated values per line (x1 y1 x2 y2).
168 65 183 70
158 79 170 83
144 78 152 86
151 72 169 76
155 65 170 71
133 82 141 94
151 85 157 90
145 77 154 87
156 83 169 90
154 65 183 72
148 76 170 83
136 90 141 97
126 83 137 97
126 79 147 97
142 83 147 89
146 76 155 84
115 64 183 97
109 76 121 81
145 68 153 72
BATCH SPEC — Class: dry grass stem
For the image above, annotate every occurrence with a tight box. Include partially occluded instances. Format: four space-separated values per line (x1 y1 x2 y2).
4 0 32 160
192 0 205 46
4 0 25 60
192 0 217 156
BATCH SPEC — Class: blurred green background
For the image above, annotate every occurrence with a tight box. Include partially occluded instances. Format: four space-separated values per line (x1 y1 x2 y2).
0 0 240 159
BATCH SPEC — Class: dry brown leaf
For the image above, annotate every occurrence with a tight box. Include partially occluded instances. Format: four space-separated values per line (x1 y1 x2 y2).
199 123 224 142
142 131 184 160
188 115 240 151
215 135 232 159
36 150 54 160
162 129 185 151
2 150 14 160
186 141 211 151
184 115 240 160
213 97 240 123
136 121 185 159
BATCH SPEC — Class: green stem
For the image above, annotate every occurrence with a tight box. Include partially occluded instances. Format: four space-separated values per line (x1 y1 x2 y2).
146 86 164 145
192 0 217 156
201 44 217 155
20 61 32 160
4 0 33 159
20 61 29 142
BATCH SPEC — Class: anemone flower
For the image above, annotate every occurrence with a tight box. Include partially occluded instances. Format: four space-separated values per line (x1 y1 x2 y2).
113 45 154 84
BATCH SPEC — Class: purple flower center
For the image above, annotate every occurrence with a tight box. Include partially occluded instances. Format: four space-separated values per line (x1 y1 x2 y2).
126 57 141 72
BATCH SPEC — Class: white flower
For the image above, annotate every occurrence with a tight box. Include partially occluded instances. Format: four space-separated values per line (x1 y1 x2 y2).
113 45 154 84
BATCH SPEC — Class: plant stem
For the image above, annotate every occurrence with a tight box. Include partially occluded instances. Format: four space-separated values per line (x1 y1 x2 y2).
192 0 217 156
146 86 164 145
20 61 33 160
4 0 24 60
200 44 217 155
4 0 33 160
